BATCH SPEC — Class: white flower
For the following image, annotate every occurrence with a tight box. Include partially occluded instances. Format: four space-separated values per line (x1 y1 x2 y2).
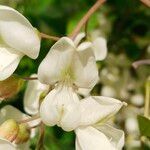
74 32 107 61
0 138 17 150
0 5 41 81
40 85 81 131
123 106 141 137
0 138 30 150
38 37 99 131
75 96 126 150
23 74 49 115
125 117 139 135
101 85 116 97
0 105 31 150
130 94 144 107
74 33 107 96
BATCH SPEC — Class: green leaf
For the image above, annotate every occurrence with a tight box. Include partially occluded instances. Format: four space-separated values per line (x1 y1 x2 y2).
137 115 150 138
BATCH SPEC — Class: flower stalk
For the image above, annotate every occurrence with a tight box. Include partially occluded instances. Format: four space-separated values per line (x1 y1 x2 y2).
40 32 60 41
69 0 106 39
144 78 150 118
132 59 150 69
36 123 45 150
18 114 40 124
140 0 150 7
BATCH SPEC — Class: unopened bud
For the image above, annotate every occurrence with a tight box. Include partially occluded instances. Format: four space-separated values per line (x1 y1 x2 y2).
0 75 24 100
15 124 30 144
0 119 19 142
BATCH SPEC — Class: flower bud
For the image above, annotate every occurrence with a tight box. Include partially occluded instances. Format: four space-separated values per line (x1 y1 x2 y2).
15 124 30 144
0 75 24 100
0 119 19 142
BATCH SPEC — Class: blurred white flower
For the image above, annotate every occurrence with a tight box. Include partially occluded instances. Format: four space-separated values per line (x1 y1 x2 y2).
0 138 30 150
24 74 49 115
0 5 41 81
101 85 116 97
125 117 139 135
130 94 144 107
123 106 141 136
38 37 99 131
123 106 142 149
75 96 126 150
0 138 17 150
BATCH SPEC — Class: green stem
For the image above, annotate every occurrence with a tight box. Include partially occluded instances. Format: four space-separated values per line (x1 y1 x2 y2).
144 78 150 118
36 123 45 150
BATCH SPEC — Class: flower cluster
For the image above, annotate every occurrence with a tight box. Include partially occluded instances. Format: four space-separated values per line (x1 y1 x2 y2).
0 5 126 150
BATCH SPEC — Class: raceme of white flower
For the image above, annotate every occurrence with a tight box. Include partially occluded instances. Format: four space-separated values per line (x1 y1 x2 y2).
23 74 49 115
75 96 126 150
0 5 126 150
0 105 37 150
0 5 41 81
38 37 100 131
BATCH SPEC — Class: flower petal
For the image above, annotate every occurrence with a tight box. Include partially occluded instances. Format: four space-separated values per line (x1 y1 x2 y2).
77 42 92 52
38 37 75 85
0 5 40 59
0 105 27 124
0 5 32 27
24 74 49 115
77 88 91 97
79 96 125 126
0 105 40 128
75 126 116 150
96 124 125 150
40 85 81 131
92 37 107 61
73 44 99 89
74 32 85 46
0 138 16 150
0 46 23 81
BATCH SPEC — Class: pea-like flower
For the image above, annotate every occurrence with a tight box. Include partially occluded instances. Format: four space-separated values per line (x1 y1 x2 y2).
0 105 31 150
23 74 49 115
74 32 107 61
75 96 126 150
38 37 99 131
0 5 41 81
74 32 107 96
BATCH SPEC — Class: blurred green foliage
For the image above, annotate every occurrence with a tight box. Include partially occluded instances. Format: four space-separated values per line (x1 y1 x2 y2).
138 115 150 138
0 0 149 149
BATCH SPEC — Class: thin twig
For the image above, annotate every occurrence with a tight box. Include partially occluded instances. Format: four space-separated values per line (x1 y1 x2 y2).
69 0 106 39
40 32 60 41
132 59 150 69
13 74 38 81
29 124 41 129
19 115 40 124
84 20 89 39
22 77 38 81
140 0 150 7
144 79 150 118
36 123 45 150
